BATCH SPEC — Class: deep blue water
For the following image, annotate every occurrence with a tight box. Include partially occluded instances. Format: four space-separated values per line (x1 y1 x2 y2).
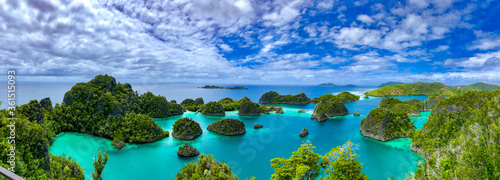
1 82 428 180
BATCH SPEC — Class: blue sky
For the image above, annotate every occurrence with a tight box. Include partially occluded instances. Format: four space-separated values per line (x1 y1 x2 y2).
1 0 500 85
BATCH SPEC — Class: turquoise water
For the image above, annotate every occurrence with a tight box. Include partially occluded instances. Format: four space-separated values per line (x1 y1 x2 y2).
50 95 427 180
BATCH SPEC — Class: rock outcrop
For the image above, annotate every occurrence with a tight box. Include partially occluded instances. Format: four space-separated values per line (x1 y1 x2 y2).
298 109 306 113
276 107 284 114
112 140 126 149
353 112 360 116
424 95 445 111
172 118 203 140
254 123 263 129
177 142 200 157
311 102 350 122
299 128 309 137
207 118 246 136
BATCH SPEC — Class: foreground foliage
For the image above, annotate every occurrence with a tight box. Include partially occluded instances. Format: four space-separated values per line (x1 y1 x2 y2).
92 150 109 180
410 90 500 179
270 141 368 180
176 154 239 180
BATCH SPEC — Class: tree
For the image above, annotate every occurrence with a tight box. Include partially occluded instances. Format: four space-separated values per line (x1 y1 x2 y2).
270 141 369 180
322 140 368 180
270 143 324 180
92 150 109 180
176 154 239 180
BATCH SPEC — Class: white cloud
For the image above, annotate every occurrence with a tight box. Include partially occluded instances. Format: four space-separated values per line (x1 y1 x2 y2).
357 14 374 24
317 0 334 9
219 44 234 52
262 0 304 26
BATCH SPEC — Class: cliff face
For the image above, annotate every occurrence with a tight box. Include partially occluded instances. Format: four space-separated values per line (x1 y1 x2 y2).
360 108 415 141
259 91 311 104
207 118 246 136
423 95 445 111
311 101 350 122
238 101 261 116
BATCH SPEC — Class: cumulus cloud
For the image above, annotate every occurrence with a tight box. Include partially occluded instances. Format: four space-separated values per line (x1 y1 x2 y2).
357 14 374 24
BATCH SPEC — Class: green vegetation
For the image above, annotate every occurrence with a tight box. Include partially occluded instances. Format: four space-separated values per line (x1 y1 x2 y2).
270 141 368 180
259 91 311 104
172 118 203 140
139 92 183 117
423 95 445 111
410 90 500 179
176 154 240 180
218 97 241 111
194 97 204 105
0 102 85 179
311 101 350 121
378 81 404 87
360 108 415 141
312 92 360 103
92 150 108 180
379 97 421 116
452 82 500 92
207 118 246 135
181 98 199 111
200 101 225 116
366 82 454 96
239 101 261 116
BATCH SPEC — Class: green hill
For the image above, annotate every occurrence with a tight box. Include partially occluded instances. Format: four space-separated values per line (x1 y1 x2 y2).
452 82 500 91
378 81 404 87
366 82 454 97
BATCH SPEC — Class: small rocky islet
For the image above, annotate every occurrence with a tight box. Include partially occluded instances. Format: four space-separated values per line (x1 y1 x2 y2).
177 142 200 157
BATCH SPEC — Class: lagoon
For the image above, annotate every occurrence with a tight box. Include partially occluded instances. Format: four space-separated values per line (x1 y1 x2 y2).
49 84 428 180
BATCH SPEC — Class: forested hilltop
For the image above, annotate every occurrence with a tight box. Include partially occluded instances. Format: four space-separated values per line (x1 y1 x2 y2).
366 82 455 96
451 82 500 92
410 90 500 179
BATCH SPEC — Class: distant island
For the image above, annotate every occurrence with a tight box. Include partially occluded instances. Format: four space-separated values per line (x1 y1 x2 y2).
259 91 311 104
318 83 358 87
378 81 404 87
200 85 248 89
365 82 455 97
451 82 500 91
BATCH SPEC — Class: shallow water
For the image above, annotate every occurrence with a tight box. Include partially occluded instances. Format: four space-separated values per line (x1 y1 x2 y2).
50 95 427 180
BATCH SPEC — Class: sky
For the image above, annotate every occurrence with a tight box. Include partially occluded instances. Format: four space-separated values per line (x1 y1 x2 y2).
1 0 500 86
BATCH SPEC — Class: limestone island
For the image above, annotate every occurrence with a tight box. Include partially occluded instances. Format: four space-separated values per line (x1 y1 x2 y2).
312 91 360 103
238 97 261 116
451 82 500 92
172 118 203 140
365 82 455 97
200 85 248 89
360 108 415 141
360 97 421 141
177 142 200 157
353 112 360 116
259 91 311 104
201 101 225 116
207 118 246 136
311 101 350 121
